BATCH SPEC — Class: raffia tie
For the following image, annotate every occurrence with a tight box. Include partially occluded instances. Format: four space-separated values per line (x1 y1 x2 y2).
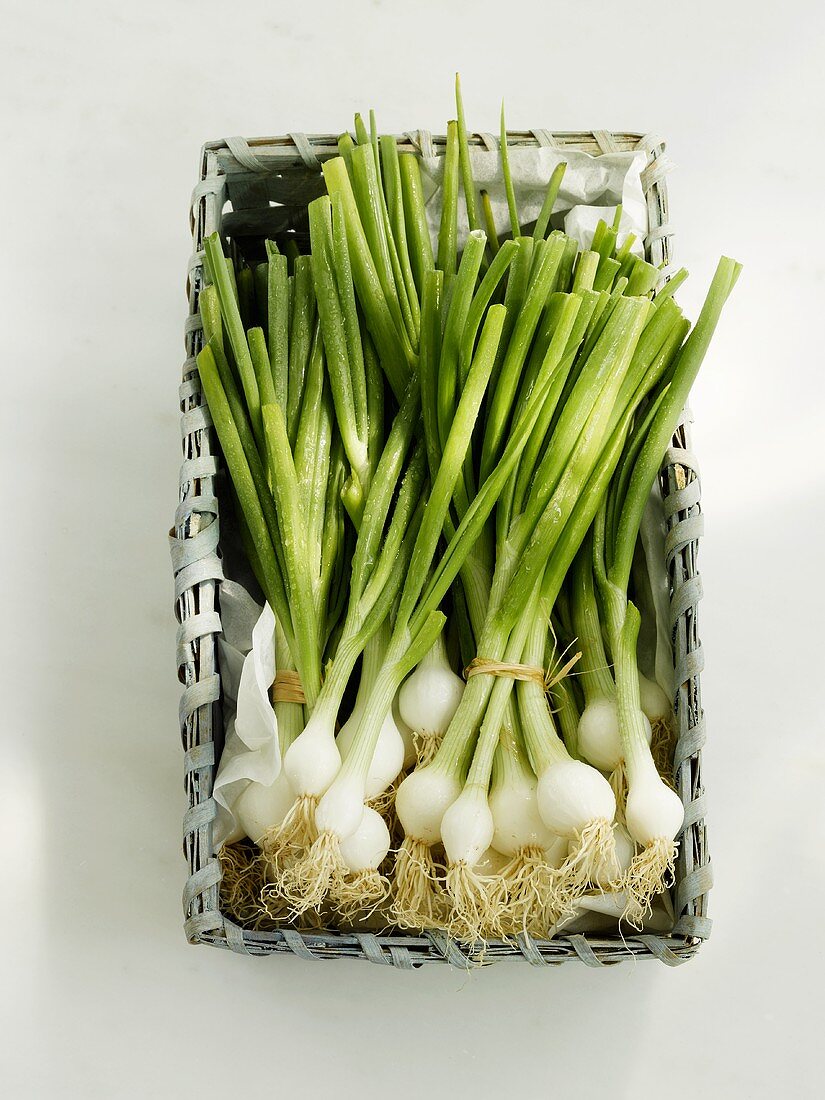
464 650 582 692
271 671 306 705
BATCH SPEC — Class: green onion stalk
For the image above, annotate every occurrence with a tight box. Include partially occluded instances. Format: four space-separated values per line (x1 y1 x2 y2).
321 149 421 396
197 234 365 875
391 286 658 936
199 233 340 707
487 676 569 938
446 259 733 939
591 256 741 927
493 259 739 937
307 195 374 525
390 283 587 928
551 308 691 785
426 303 656 940
264 382 427 893
254 138 435 911
391 220 705 938
278 296 509 915
629 491 679 766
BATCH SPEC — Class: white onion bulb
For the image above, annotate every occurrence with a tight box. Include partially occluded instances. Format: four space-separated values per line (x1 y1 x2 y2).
625 765 684 845
591 823 636 886
336 708 405 798
490 770 558 857
339 806 391 872
473 847 509 876
398 637 464 736
578 697 652 772
441 786 494 867
638 674 672 724
283 711 341 797
544 833 570 869
536 758 616 838
234 771 295 844
395 766 463 844
315 771 368 841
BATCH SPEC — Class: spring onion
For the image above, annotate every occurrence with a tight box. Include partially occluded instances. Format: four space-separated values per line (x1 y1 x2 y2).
198 86 738 942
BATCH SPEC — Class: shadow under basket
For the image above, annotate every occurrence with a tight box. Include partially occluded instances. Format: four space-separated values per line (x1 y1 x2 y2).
170 129 711 968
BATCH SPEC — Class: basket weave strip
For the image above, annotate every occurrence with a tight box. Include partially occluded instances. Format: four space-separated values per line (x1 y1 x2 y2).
172 130 708 966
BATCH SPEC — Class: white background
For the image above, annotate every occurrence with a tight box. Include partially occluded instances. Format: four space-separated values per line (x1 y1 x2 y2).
2 1 823 1096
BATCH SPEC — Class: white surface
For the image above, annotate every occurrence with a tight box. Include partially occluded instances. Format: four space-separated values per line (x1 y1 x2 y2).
2 2 823 1097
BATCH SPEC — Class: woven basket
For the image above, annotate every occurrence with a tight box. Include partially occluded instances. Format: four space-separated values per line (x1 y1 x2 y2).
171 128 711 967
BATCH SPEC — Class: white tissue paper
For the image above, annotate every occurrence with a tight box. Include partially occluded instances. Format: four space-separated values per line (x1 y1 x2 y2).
419 146 647 256
212 581 280 848
549 888 675 936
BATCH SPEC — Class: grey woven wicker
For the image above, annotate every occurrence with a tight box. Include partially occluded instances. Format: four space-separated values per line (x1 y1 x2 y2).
171 129 711 967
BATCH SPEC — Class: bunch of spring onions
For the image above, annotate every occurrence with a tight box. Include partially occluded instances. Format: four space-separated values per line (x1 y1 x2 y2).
198 78 739 941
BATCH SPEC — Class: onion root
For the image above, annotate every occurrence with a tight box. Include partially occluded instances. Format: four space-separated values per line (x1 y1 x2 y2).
551 818 619 921
413 730 443 767
332 868 390 924
391 837 447 929
623 835 678 929
650 718 677 785
260 793 319 879
497 846 555 938
445 861 504 944
279 829 344 916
